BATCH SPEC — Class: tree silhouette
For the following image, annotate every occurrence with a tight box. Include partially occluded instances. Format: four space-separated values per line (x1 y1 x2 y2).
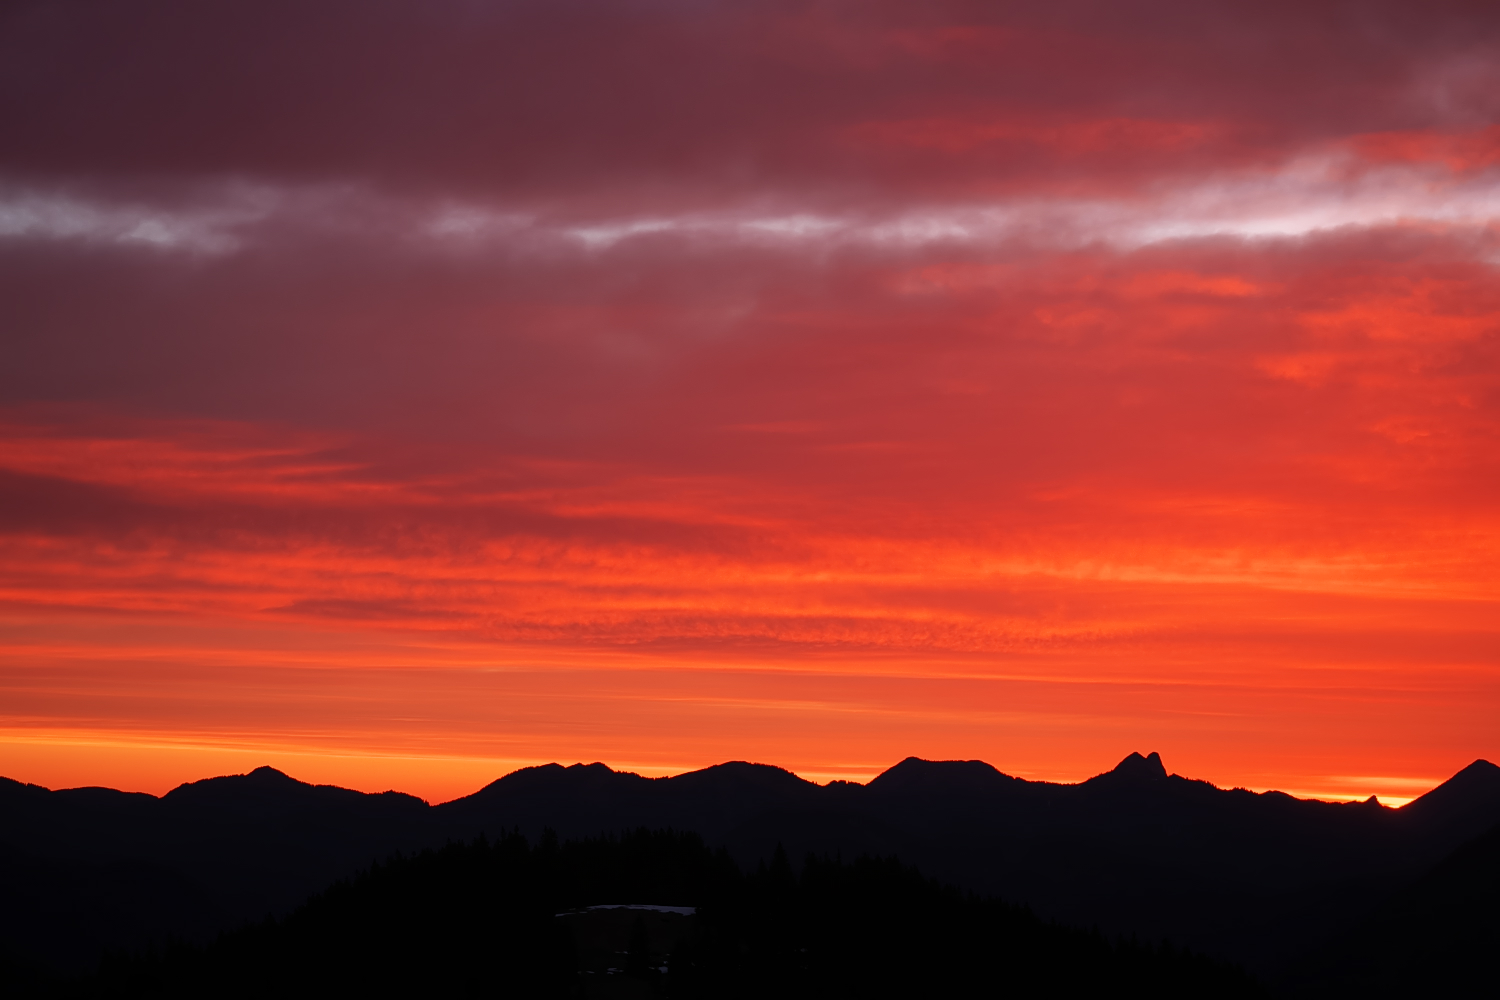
36 828 1262 999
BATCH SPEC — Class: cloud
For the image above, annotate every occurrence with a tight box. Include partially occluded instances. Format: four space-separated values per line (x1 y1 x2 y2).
4 0 1498 203
0 186 272 253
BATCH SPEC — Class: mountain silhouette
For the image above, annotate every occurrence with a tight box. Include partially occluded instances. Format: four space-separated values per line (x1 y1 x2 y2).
1396 758 1500 843
1089 749 1169 785
0 767 434 972
864 756 1020 796
2 753 1497 982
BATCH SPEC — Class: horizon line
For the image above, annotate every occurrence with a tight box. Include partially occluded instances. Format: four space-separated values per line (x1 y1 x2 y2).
9 752 1485 810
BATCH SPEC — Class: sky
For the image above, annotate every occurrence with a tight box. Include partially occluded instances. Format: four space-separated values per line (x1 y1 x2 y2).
2 0 1498 805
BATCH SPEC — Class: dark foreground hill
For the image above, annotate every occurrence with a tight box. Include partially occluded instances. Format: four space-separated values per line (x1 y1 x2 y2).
43 829 1261 999
1283 820 1500 997
2 753 1498 983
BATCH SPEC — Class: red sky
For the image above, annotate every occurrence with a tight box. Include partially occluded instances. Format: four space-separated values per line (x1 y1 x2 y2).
2 0 1497 805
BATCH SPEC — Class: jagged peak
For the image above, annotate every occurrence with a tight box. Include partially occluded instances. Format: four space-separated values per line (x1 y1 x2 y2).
1080 751 1170 788
1114 751 1168 779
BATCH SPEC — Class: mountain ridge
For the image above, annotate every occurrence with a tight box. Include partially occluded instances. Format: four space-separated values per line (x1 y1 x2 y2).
2 753 1496 980
33 751 1483 811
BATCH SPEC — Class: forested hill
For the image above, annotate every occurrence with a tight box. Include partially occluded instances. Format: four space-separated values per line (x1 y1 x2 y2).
1282 820 1500 997
41 829 1262 999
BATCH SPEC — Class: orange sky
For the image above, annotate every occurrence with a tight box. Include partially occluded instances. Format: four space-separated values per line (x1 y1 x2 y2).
1 0 1497 805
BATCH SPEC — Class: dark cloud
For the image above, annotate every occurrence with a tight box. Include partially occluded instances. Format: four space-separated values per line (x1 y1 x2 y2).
3 0 1497 205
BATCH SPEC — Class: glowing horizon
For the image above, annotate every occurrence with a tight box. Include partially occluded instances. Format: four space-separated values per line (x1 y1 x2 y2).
0 730 1443 810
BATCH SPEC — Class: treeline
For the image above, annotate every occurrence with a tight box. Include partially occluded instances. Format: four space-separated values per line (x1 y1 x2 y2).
23 829 1260 998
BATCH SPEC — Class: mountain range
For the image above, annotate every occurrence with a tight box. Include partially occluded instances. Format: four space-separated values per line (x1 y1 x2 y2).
3 752 1498 985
